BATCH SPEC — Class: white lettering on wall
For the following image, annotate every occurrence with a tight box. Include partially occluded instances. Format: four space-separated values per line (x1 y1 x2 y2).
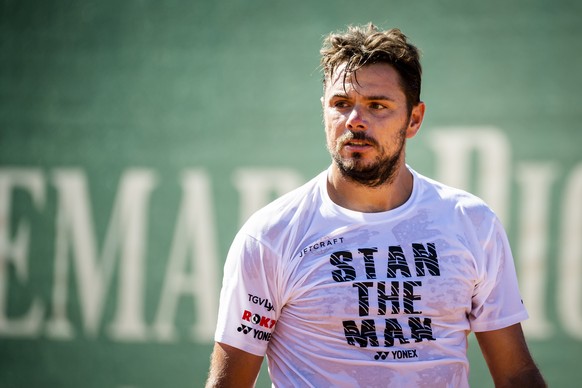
46 169 157 340
0 128 580 342
0 168 45 336
153 170 219 343
558 163 582 339
515 162 558 339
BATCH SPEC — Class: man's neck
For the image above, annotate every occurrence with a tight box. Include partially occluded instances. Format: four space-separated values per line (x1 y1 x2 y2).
326 163 414 213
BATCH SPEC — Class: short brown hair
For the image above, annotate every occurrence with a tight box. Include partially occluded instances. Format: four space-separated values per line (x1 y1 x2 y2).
320 23 422 112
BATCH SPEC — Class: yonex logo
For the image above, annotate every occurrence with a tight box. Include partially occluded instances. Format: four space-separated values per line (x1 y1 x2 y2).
237 324 252 334
374 350 419 360
236 324 272 342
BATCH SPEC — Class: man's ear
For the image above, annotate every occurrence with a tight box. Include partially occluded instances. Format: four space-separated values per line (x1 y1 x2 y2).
406 101 425 139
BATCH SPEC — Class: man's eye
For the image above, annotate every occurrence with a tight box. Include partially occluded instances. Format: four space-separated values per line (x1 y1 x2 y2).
334 101 350 108
370 103 386 110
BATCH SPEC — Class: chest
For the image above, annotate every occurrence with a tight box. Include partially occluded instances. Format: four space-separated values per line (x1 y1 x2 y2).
283 230 481 331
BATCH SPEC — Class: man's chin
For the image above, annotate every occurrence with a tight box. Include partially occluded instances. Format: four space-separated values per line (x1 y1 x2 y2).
333 155 401 187
338 160 377 173
337 161 380 178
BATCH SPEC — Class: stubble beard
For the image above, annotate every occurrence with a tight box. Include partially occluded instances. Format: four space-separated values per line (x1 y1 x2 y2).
329 127 407 188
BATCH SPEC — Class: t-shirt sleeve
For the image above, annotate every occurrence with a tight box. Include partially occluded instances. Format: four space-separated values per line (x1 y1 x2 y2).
469 217 529 332
214 230 281 356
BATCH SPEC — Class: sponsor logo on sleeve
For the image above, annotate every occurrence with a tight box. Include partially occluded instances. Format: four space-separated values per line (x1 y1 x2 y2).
235 309 277 342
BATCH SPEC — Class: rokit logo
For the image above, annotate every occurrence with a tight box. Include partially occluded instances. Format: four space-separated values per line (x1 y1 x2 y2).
236 310 277 342
241 309 277 329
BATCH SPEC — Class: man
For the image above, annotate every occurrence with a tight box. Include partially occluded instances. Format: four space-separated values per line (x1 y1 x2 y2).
206 24 545 387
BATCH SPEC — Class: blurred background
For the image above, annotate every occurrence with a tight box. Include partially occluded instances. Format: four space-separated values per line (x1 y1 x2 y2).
1 0 581 386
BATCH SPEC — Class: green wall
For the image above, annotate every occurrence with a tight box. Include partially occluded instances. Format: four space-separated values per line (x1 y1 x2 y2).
1 0 581 386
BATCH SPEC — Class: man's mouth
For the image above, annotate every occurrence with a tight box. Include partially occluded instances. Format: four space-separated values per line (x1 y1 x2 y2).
346 140 370 146
343 139 374 151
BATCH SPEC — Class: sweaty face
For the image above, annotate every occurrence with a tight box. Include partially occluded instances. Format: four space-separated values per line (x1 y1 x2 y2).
323 63 412 187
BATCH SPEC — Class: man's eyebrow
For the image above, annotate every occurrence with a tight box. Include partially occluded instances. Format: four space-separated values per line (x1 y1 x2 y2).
329 93 396 102
365 95 396 102
330 93 349 99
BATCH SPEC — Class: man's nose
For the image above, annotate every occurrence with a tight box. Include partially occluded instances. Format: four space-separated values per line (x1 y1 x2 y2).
346 106 367 131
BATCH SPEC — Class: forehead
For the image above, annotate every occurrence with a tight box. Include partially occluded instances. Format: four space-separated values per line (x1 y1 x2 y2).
325 62 406 99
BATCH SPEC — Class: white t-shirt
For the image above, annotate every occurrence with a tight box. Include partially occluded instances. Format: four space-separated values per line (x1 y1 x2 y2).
215 167 528 387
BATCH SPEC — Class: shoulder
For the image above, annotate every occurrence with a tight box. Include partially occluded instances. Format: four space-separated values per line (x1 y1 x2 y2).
412 169 499 232
415 169 493 211
239 171 324 243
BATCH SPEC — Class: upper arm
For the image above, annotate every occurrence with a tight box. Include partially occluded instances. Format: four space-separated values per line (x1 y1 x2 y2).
475 323 546 387
205 342 264 388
